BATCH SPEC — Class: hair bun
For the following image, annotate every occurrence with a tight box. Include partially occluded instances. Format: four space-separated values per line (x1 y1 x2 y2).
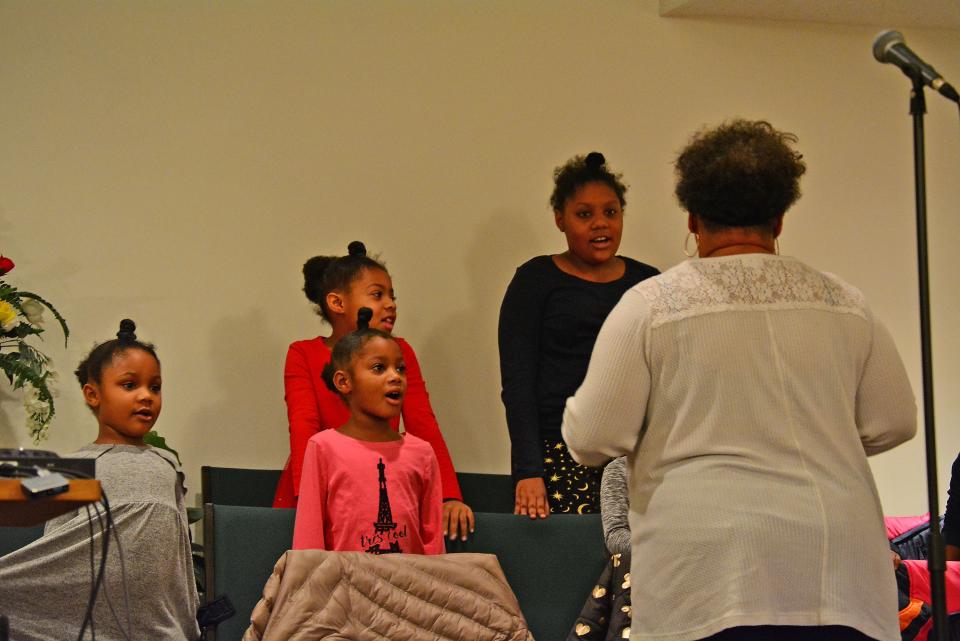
347 241 366 257
585 151 606 170
357 307 373 331
116 319 137 343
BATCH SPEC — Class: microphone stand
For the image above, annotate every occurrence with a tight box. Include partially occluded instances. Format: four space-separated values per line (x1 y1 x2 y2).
908 71 948 641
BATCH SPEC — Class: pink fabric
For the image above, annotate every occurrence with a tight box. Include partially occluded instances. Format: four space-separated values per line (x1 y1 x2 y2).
901 560 960 641
292 430 444 555
885 514 931 539
274 336 461 506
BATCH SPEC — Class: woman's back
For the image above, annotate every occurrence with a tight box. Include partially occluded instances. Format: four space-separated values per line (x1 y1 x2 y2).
565 253 915 641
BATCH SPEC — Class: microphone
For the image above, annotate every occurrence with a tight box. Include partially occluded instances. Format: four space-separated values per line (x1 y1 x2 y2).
873 30 959 103
357 307 373 330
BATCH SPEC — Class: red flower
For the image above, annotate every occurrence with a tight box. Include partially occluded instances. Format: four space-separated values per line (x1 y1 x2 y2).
0 256 13 276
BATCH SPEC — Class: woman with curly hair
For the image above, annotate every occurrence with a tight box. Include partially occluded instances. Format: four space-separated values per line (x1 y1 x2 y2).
563 120 917 641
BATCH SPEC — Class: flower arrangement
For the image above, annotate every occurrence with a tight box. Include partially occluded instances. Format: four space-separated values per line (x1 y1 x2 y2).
0 255 69 442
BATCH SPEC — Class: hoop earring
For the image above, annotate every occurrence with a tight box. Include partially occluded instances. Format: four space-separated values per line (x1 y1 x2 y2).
775 238 780 255
683 232 699 258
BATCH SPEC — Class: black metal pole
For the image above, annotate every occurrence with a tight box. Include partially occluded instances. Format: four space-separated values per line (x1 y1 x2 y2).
909 72 948 641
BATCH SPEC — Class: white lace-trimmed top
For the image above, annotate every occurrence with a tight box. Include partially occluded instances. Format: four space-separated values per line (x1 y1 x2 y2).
563 253 916 641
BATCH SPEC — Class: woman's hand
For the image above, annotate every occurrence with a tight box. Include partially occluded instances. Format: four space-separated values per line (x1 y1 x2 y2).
515 477 550 519
443 500 475 541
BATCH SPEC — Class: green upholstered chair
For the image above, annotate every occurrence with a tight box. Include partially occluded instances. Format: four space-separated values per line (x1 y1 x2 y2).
455 471 515 513
200 466 282 508
447 513 607 641
202 504 295 641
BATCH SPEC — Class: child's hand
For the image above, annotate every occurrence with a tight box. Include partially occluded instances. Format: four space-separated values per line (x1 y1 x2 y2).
443 500 475 541
514 477 549 519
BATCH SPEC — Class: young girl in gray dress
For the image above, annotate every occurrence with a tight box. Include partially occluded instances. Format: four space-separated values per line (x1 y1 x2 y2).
0 320 200 641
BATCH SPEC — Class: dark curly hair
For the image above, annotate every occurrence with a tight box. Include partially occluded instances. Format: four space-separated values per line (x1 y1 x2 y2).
321 327 397 399
302 241 388 323
550 151 627 213
75 319 160 387
674 119 806 230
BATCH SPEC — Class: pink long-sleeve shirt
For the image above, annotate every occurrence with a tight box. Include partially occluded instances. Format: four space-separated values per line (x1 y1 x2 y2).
292 429 444 555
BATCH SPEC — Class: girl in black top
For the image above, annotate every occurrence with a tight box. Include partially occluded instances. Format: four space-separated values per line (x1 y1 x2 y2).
498 152 658 518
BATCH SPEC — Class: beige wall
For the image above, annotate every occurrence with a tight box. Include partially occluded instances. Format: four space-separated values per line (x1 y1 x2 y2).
1 1 957 515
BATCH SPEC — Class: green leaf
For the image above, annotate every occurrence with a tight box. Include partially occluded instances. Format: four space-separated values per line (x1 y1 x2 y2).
143 431 181 465
13 323 43 339
0 352 44 388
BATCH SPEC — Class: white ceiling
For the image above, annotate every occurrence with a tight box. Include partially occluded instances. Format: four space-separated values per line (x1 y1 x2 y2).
659 0 960 29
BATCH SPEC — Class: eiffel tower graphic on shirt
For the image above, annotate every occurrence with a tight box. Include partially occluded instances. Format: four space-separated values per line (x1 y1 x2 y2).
366 457 402 554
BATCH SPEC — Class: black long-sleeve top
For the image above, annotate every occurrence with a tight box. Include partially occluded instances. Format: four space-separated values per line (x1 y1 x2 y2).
944 452 960 548
497 255 659 480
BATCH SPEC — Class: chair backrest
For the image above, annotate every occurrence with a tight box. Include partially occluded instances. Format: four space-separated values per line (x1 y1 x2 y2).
203 504 295 641
203 507 606 641
0 525 44 559
201 466 282 507
446 513 607 641
455 472 515 513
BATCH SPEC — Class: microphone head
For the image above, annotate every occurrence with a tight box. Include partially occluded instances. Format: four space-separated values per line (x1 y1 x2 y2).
873 29 904 63
357 307 373 330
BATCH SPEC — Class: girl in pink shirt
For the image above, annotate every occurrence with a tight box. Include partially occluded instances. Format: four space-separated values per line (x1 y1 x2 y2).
292 324 444 554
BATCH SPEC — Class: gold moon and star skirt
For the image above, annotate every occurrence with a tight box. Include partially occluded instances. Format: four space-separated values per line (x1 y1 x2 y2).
542 439 603 514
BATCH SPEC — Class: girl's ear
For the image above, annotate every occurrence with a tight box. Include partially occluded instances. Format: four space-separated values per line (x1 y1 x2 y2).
82 383 101 411
554 210 565 232
326 291 345 316
333 370 351 396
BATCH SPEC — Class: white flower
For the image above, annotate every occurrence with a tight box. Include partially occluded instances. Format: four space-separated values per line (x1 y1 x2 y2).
24 394 50 417
20 299 44 325
45 368 60 397
26 412 49 442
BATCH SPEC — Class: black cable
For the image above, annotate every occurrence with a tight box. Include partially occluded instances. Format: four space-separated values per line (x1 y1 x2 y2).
83 504 99 641
99 506 133 641
77 491 112 641
81 500 108 641
105 508 133 641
